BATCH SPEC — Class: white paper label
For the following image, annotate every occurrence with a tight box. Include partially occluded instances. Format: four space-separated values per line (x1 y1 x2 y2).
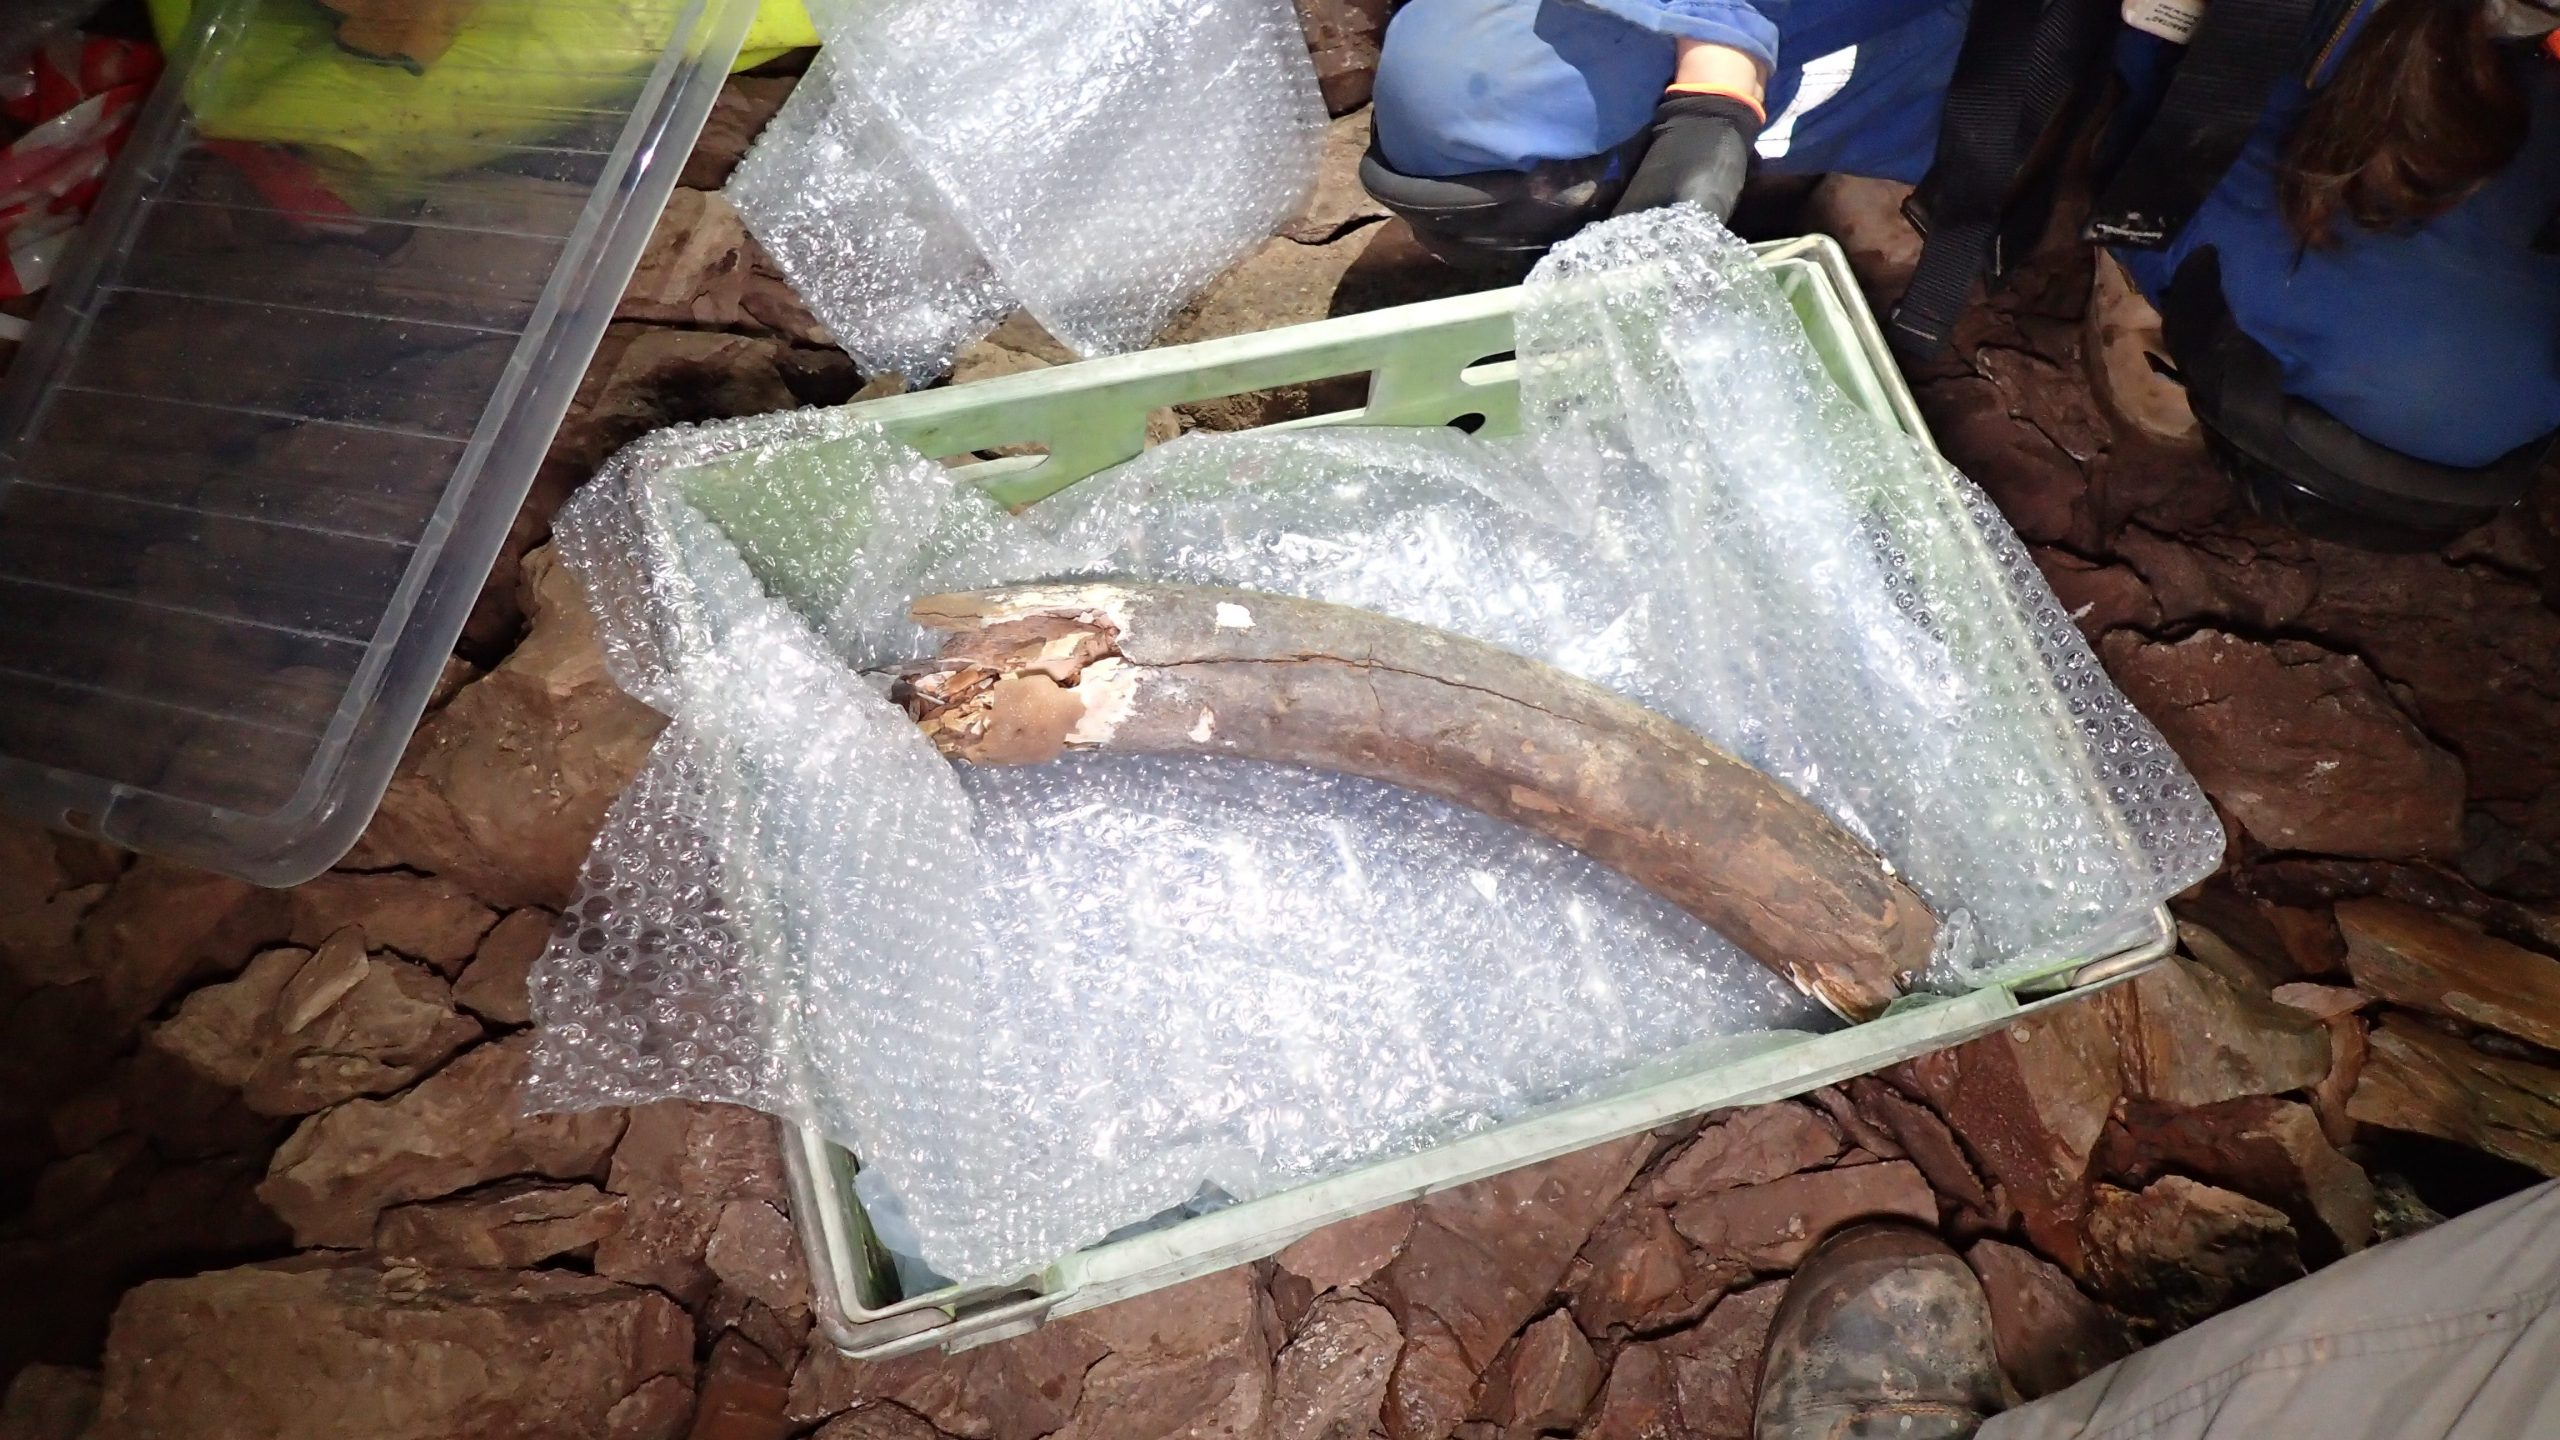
2124 0 2206 42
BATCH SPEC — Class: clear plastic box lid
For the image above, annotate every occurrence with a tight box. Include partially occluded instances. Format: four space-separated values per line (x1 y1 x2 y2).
0 0 758 884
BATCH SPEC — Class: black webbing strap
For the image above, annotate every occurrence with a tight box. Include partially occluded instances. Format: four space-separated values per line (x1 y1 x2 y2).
2084 0 2334 246
1889 0 2120 359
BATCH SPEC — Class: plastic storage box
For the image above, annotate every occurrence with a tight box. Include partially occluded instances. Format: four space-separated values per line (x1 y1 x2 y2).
0 0 758 884
636 234 2179 1359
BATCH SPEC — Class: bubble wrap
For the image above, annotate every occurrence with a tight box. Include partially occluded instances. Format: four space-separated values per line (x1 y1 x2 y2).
728 0 1325 380
537 418 1824 1285
532 210 2222 1284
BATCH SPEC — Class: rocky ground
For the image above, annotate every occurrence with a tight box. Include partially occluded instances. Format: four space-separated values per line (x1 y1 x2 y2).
5 7 2560 1438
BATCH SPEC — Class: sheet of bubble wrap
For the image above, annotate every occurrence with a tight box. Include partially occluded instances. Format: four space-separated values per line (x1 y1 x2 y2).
729 0 1324 379
534 416 1824 1285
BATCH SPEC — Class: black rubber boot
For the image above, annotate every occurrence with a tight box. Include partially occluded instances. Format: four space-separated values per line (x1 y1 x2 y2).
1753 1223 2006 1440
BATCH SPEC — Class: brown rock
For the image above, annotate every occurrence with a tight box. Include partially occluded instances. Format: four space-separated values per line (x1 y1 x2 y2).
153 931 482 1116
1567 1201 1742 1338
1279 1201 1415 1295
1655 1283 1787 1440
88 1262 693 1440
0 820 103 988
685 74 799 190
1480 1310 1600 1435
1575 1346 1676 1440
2101 630 2464 860
2337 898 2560 1052
2348 1017 2560 1176
1272 1296 1401 1440
1647 1104 1843 1205
1379 1139 1649 1440
2096 1096 2374 1258
2081 1178 2304 1331
688 1333 793 1440
1805 1085 1903 1161
2109 954 2331 1108
787 1321 1109 1438
1284 108 1392 246
287 872 496 973
1918 375 2096 549
1050 1269 1279 1440
1964 1240 2130 1401
2273 983 2370 1146
354 548 670 909
79 858 294 1022
597 1102 791 1308
259 1037 627 1247
1295 0 1392 114
1889 999 2122 1271
1845 1078 1997 1219
812 1405 953 1440
0 1364 98 1440
113 1031 286 1161
374 1180 625 1268
623 189 828 344
706 1200 810 1314
455 907 555 1026
1668 1161 1936 1273
1800 174 1921 308
2033 550 2162 643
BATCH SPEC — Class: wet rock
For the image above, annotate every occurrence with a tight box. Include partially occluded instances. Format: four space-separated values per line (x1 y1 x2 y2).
1295 0 1392 114
259 1036 627 1247
1378 1139 1648 1440
1285 109 1393 246
1646 1103 1843 1205
705 1200 810 1315
2272 982 2372 1145
2101 630 2465 861
688 1333 794 1440
2337 898 2560 1052
1845 1078 1998 1221
1668 1161 1936 1273
1278 1201 1415 1296
78 858 294 1022
455 908 555 1026
624 189 829 344
597 1102 790 1309
1567 1200 1743 1338
1271 1296 1400 1440
1963 1240 2130 1401
2108 954 2331 1109
373 1181 625 1269
151 931 482 1116
2081 1178 2303 1331
355 548 669 910
88 1262 693 1440
2094 1097 2373 1259
287 872 496 974
685 74 799 190
2348 1018 2560 1176
1478 1310 1600 1436
1889 999 2122 1272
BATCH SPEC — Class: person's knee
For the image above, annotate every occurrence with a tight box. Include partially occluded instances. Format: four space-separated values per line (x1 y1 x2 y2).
1373 0 1673 178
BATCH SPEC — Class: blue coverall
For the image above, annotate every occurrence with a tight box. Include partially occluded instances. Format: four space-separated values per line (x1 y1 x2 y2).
1372 0 2560 468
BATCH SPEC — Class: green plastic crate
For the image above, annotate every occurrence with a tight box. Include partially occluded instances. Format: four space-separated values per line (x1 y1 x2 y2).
664 234 2174 1359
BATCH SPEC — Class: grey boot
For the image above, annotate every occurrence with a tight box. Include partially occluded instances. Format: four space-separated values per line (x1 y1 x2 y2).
1754 1222 2007 1440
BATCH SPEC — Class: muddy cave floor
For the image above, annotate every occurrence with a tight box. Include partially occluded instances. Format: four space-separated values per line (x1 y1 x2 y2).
4 64 2560 1440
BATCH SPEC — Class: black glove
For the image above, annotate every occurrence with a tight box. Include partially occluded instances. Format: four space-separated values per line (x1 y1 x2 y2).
1612 92 1762 220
